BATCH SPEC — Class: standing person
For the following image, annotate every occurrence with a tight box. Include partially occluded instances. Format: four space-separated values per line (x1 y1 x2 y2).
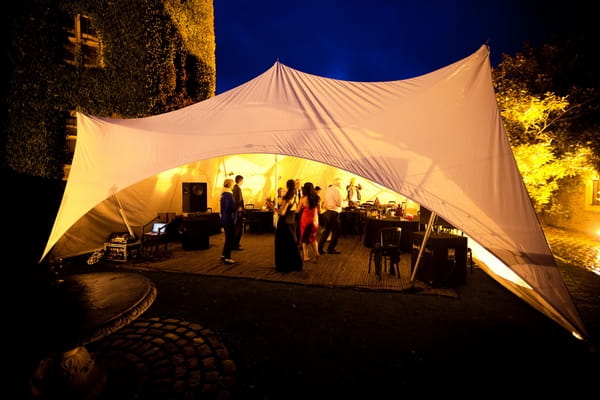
276 187 285 208
232 174 245 251
314 185 326 237
295 179 303 203
287 178 302 244
314 186 323 207
274 179 303 272
294 178 303 245
270 187 285 229
297 182 321 263
219 178 237 265
318 177 343 254
346 177 362 207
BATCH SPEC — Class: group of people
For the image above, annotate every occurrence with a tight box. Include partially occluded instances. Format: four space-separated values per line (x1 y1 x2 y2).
272 176 353 272
219 174 362 272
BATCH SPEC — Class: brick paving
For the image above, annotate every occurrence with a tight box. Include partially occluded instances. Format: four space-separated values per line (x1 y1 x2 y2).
543 225 600 275
91 317 237 400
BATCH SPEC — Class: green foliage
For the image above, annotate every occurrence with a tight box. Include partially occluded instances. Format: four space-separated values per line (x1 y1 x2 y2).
493 42 599 214
513 141 593 212
494 42 600 170
2 0 215 179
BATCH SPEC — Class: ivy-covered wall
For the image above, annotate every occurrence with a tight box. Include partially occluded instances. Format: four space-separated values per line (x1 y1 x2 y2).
2 0 215 179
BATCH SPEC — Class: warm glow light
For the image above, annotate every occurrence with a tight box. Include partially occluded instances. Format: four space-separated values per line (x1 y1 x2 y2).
571 331 584 341
155 167 184 193
219 154 277 203
468 240 532 288
590 228 600 276
212 154 412 209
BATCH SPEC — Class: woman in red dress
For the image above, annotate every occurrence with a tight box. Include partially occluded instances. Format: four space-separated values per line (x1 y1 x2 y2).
297 182 321 263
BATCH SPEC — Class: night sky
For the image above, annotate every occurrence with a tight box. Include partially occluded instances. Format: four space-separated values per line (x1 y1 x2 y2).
213 0 589 94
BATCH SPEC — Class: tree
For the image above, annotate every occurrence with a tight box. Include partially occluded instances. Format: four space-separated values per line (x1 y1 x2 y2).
493 41 599 213
494 41 600 168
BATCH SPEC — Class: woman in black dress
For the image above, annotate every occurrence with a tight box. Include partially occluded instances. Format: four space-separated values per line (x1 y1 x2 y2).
274 179 303 272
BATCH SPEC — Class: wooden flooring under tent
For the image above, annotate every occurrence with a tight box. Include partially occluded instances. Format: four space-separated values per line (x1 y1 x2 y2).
115 231 460 298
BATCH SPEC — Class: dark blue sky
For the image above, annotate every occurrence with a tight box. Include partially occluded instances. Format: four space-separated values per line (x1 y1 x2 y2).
213 1 587 94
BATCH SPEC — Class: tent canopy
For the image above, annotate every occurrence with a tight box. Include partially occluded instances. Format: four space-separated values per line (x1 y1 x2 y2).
42 45 588 341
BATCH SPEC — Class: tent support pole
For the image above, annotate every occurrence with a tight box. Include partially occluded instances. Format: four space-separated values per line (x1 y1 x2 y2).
410 210 437 283
113 194 135 238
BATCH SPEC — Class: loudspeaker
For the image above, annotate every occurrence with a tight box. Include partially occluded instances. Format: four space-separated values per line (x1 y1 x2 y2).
410 232 467 287
182 182 208 213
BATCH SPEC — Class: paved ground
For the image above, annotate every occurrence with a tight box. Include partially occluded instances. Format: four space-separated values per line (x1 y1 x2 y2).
10 225 600 399
91 317 237 399
543 225 600 275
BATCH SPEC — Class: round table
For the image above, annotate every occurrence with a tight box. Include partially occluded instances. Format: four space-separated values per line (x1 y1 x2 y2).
29 271 157 399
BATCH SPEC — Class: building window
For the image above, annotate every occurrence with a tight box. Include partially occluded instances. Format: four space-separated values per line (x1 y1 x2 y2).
65 110 77 164
63 110 77 180
64 14 104 68
592 180 600 206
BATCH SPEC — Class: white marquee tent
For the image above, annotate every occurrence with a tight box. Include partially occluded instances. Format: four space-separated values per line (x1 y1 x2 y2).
41 45 588 341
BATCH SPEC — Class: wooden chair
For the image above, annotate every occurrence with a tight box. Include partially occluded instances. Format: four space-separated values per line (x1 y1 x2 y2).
380 227 402 277
141 218 170 255
368 227 401 278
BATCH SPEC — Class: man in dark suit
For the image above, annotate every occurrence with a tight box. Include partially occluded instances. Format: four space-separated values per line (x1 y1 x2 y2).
232 175 245 250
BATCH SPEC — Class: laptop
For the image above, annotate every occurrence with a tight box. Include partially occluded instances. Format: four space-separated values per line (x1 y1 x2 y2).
148 222 167 235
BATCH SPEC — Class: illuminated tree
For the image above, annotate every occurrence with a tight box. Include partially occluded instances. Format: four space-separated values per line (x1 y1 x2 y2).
512 141 592 212
493 43 599 213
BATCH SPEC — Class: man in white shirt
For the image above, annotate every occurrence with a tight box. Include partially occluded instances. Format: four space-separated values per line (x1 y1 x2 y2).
318 177 343 254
